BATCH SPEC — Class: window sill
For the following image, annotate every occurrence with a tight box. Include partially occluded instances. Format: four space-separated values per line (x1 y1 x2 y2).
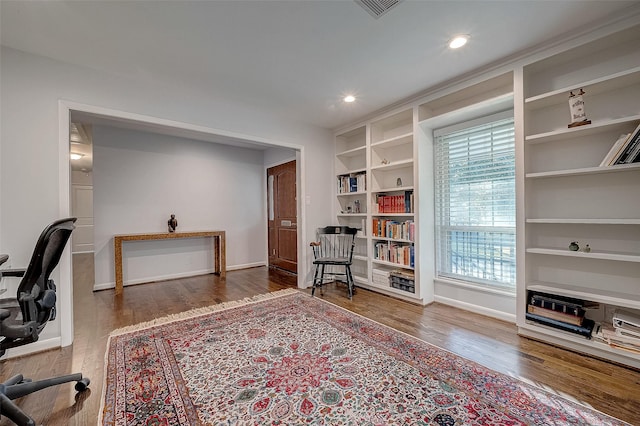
434 276 516 298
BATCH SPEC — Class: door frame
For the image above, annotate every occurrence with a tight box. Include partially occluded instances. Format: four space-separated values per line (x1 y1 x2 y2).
58 100 308 347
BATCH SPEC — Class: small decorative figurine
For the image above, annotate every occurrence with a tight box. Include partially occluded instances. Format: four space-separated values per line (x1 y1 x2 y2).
569 241 579 251
381 158 390 165
354 200 361 213
168 214 178 233
568 89 591 128
396 177 403 187
583 244 591 253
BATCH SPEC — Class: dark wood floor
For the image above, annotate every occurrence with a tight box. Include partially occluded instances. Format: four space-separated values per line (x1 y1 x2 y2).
1 253 639 425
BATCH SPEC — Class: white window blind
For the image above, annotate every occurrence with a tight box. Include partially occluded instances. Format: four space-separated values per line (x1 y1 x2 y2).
434 112 516 290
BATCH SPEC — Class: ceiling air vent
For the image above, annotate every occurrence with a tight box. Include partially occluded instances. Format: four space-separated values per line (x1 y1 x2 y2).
355 0 403 19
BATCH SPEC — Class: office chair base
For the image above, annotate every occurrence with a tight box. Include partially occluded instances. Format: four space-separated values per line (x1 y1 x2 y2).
0 373 90 426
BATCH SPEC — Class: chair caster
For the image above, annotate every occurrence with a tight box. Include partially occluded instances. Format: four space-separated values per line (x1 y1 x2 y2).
75 377 90 392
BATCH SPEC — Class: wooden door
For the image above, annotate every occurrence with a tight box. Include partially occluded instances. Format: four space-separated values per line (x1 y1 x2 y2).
267 160 297 274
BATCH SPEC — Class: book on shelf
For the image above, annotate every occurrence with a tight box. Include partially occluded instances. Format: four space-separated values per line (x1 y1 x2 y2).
375 191 414 214
527 305 584 326
337 172 366 194
601 122 640 166
613 310 640 339
600 133 631 166
528 291 592 316
595 323 640 354
371 218 415 241
526 313 595 339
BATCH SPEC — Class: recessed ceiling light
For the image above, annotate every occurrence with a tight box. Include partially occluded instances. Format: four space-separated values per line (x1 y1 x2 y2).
70 152 84 160
448 35 469 49
344 95 356 103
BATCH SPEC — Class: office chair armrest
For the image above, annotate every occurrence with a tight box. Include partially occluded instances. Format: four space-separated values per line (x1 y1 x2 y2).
0 268 26 278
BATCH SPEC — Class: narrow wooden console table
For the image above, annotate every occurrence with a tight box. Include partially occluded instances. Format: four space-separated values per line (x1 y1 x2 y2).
113 231 226 295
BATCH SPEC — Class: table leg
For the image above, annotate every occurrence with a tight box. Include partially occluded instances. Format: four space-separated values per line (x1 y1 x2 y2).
219 233 226 278
114 238 123 295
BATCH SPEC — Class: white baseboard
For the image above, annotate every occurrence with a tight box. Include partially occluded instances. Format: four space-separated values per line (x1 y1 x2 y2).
434 295 516 323
93 262 268 291
227 261 266 271
3 337 62 359
72 250 95 254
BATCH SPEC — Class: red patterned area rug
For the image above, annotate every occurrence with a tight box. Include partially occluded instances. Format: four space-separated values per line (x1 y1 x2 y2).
99 289 626 425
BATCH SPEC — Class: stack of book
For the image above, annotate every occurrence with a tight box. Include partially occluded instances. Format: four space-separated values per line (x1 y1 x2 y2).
526 291 596 338
595 310 640 354
600 123 640 166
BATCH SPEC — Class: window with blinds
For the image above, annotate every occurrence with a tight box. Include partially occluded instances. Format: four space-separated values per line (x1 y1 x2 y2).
434 112 516 290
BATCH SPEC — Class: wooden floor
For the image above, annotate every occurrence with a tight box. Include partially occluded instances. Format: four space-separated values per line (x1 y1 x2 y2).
1 253 639 425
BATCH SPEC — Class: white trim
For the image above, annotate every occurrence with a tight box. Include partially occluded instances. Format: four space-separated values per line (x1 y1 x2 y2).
227 261 267 271
434 277 516 297
3 337 62 359
59 100 308 349
58 102 74 347
435 294 516 323
433 109 514 137
71 249 95 255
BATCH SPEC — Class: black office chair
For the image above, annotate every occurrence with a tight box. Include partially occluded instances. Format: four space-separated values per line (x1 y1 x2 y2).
0 218 90 426
310 226 358 299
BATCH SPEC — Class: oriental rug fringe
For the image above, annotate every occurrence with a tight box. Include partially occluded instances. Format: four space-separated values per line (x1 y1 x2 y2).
100 289 626 425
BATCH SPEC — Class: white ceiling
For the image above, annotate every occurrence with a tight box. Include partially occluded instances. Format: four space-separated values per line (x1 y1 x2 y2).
1 1 639 130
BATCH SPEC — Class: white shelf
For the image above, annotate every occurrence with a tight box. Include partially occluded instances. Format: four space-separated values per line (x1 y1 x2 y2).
336 168 366 176
525 162 640 178
525 115 640 144
370 159 413 172
358 280 418 299
336 191 366 196
519 322 640 367
526 247 640 263
526 218 640 225
370 132 413 149
521 28 640 369
371 259 414 270
527 281 640 310
335 107 418 305
372 213 414 217
525 66 640 108
336 145 366 158
371 186 414 193
371 236 414 243
353 275 369 285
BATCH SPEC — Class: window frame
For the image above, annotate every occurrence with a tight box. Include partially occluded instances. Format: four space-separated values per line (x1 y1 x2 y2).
433 110 516 292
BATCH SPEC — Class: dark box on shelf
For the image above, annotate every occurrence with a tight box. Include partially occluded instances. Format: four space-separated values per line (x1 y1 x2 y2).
389 271 415 294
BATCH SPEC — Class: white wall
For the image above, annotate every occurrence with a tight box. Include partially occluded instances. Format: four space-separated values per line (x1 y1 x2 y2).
264 146 296 168
0 46 334 353
93 125 267 289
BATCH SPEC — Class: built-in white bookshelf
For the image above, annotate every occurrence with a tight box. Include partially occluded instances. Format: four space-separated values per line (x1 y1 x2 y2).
521 25 640 368
334 108 419 302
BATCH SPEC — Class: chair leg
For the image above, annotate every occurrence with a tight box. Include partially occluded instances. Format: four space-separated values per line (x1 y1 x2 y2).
346 265 354 300
311 264 320 297
319 265 326 295
0 393 35 426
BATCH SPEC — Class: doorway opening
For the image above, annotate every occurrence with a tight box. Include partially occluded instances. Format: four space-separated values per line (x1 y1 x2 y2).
60 101 307 348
